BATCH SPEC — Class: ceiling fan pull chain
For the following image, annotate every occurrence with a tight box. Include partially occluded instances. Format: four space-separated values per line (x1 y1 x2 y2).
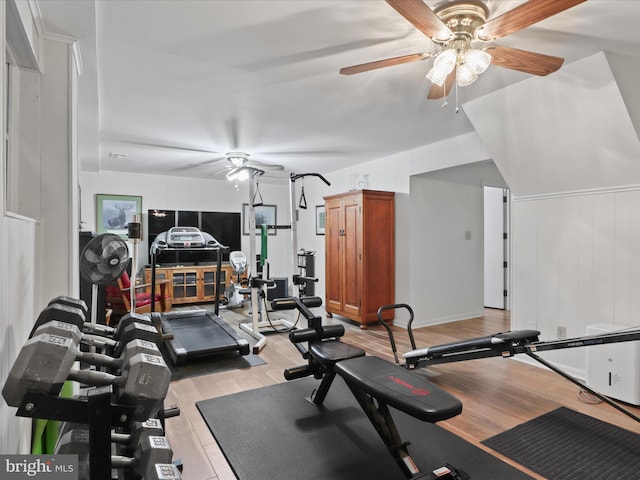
298 184 308 210
252 177 264 207
455 67 460 114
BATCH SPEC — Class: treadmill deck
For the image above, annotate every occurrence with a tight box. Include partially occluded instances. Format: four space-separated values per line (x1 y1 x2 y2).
161 310 250 364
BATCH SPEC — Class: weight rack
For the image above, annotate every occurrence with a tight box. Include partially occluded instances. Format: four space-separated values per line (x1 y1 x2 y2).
15 386 136 480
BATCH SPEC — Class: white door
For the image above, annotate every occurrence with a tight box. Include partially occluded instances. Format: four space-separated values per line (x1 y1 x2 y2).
484 186 508 309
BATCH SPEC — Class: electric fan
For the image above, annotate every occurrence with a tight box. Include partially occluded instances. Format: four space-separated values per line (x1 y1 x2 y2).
80 233 129 323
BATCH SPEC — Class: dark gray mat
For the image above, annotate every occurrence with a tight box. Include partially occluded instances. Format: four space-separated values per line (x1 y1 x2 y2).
482 407 640 480
197 377 534 480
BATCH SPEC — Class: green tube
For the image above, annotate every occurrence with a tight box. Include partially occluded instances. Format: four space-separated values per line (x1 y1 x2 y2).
261 224 268 265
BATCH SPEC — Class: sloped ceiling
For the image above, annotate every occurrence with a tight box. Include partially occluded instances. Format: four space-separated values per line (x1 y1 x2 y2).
33 1 640 181
463 52 640 197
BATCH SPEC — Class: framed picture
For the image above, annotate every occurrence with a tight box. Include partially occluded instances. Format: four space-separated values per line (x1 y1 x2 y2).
316 205 326 235
96 194 142 237
243 203 277 235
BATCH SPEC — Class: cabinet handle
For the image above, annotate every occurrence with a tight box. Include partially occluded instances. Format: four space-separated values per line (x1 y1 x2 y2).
339 229 345 236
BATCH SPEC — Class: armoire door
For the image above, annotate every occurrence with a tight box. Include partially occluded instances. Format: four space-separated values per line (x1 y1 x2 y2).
325 201 343 312
341 197 361 317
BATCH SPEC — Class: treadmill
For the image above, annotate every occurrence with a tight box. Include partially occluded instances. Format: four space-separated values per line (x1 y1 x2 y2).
150 227 250 365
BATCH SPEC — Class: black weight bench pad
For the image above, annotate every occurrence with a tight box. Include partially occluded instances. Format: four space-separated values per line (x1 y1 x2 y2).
335 356 462 423
309 340 365 363
404 329 541 361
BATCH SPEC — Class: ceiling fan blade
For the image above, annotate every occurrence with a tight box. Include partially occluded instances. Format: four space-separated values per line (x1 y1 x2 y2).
185 157 228 167
207 166 233 177
488 45 564 76
120 140 218 154
225 117 240 151
427 69 456 99
385 0 452 43
476 0 587 41
340 53 431 75
247 160 285 171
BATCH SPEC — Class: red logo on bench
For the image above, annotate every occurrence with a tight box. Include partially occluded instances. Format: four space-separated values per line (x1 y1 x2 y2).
388 375 430 396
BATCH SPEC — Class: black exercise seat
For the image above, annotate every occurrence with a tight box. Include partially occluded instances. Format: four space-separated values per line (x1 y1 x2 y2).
335 356 462 422
309 340 365 363
299 338 364 406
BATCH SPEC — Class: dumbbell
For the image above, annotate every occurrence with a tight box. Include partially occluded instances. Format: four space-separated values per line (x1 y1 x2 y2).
50 296 168 339
58 418 165 452
33 320 161 370
30 301 160 347
2 333 171 420
56 428 176 480
47 295 90 317
32 308 161 358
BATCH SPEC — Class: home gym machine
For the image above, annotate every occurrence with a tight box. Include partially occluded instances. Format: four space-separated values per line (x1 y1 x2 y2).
150 227 249 364
239 223 296 353
376 303 640 424
239 171 330 353
288 172 330 297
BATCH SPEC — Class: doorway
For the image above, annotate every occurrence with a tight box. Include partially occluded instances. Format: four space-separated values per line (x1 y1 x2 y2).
483 186 509 309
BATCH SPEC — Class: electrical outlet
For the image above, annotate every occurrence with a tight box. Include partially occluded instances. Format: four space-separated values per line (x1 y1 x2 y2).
557 325 567 339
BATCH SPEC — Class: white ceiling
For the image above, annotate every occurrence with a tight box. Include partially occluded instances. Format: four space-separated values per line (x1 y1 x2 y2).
36 0 640 180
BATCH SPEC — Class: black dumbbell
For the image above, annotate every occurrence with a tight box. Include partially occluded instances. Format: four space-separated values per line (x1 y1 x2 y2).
58 418 165 451
2 333 171 420
33 308 162 358
56 428 176 480
47 295 90 317
30 302 161 347
33 320 161 370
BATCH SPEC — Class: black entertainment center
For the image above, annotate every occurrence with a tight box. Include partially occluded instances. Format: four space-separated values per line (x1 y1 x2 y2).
148 209 241 264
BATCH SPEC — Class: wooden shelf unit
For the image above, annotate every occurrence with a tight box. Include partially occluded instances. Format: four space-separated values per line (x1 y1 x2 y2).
324 189 395 328
144 264 235 305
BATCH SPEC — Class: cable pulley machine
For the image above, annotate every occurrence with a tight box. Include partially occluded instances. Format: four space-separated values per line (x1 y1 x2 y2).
239 171 330 353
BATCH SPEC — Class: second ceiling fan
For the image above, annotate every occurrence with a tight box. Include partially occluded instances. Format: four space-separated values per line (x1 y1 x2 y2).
189 151 285 179
340 0 587 99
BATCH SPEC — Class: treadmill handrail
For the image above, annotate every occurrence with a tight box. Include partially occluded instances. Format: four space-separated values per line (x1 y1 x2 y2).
150 241 228 316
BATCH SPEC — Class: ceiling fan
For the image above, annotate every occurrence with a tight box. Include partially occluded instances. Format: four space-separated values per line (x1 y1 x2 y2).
188 151 285 179
340 0 587 99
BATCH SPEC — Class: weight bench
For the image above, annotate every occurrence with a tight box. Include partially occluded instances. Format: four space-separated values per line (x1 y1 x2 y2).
335 356 464 479
276 297 466 478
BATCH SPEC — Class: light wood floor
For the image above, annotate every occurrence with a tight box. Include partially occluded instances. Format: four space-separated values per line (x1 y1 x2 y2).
162 307 640 480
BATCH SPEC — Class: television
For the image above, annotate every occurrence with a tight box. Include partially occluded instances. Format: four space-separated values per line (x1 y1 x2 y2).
148 209 241 265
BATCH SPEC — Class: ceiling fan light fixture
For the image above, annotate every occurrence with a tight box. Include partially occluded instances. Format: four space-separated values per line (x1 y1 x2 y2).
426 48 457 86
226 165 265 182
426 65 448 87
226 166 250 182
433 48 457 73
456 63 478 87
226 151 249 168
464 48 491 74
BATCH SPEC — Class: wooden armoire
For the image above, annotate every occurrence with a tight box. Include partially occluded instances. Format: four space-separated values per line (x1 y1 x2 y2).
324 189 395 328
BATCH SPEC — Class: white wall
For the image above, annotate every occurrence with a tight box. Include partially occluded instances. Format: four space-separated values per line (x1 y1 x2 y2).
409 161 508 327
1 1 80 453
80 172 295 280
464 51 640 380
512 188 640 379
288 133 492 325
